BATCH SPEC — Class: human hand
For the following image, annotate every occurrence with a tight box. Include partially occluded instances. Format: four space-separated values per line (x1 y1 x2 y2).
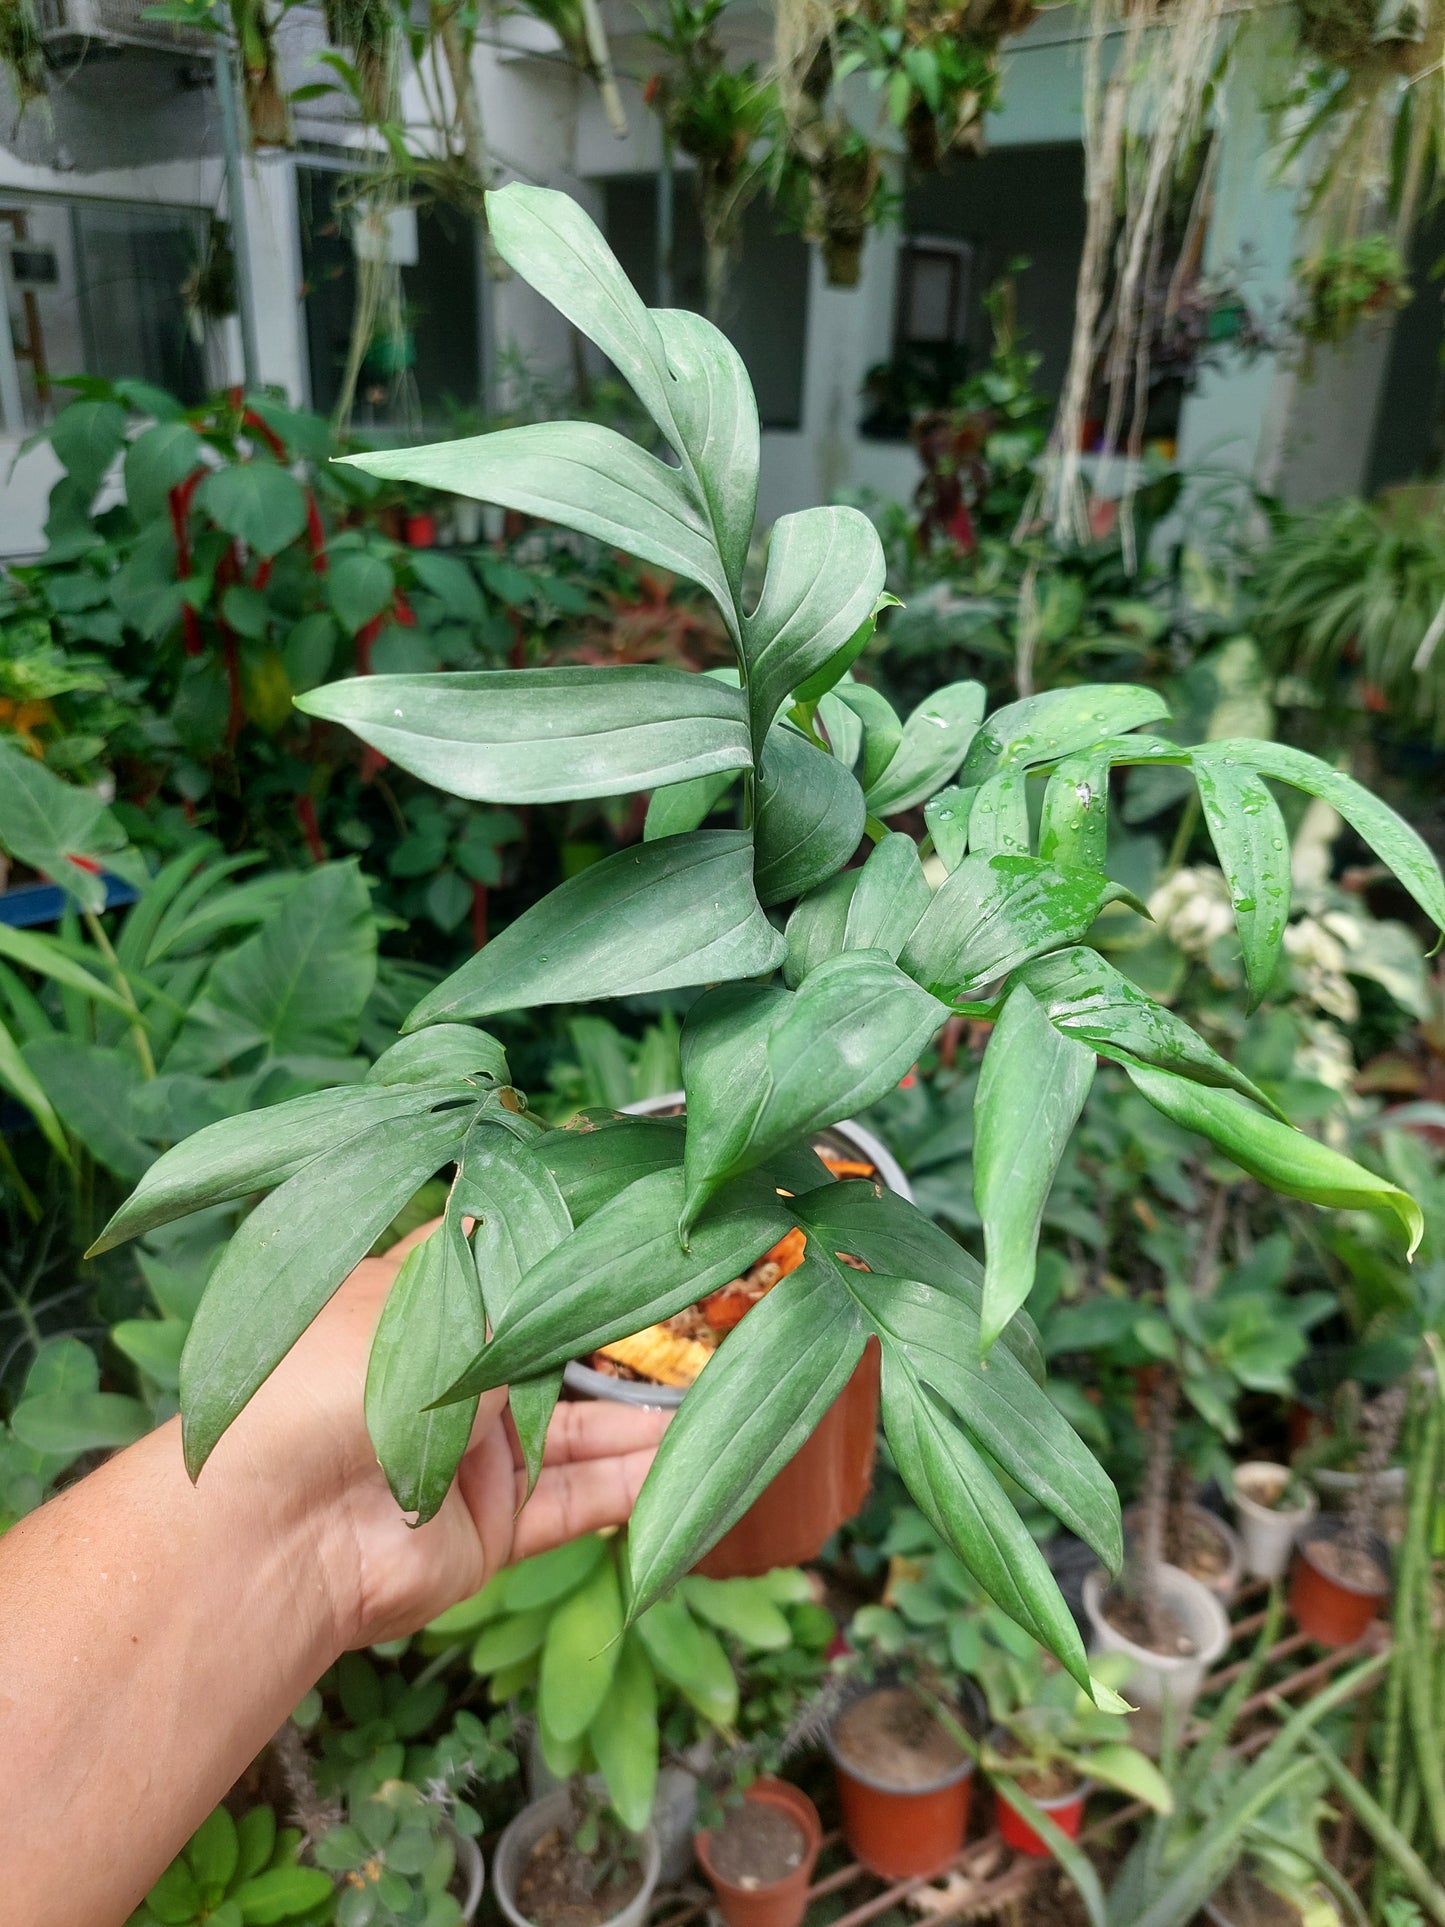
207 1220 669 1654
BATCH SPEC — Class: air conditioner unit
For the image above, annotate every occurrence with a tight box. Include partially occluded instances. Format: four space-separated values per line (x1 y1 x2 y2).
36 0 214 60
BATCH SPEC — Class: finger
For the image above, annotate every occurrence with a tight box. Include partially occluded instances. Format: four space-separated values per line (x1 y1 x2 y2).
539 1399 672 1467
511 1446 659 1561
384 1217 445 1265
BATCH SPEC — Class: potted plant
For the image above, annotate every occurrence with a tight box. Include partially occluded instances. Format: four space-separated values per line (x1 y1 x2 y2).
125 1803 334 1927
825 1672 980 1880
1231 1462 1318 1583
492 1781 660 1927
314 1784 487 1926
694 1777 822 1927
1290 1382 1402 1645
94 183 1443 1721
962 1615 1172 1858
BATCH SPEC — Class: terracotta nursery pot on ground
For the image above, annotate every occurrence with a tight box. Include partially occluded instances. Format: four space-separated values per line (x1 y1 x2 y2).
993 1778 1090 1859
563 1098 908 1578
1289 1514 1391 1647
1082 1564 1231 1718
493 1791 660 1927
694 1778 822 1927
826 1682 981 1880
1231 1462 1318 1582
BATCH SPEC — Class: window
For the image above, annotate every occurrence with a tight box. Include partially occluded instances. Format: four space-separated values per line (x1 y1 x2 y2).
0 197 207 431
296 165 482 425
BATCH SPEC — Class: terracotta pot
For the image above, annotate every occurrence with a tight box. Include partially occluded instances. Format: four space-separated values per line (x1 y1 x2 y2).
564 1100 905 1578
826 1689 978 1880
994 1779 1088 1858
694 1778 821 1927
1289 1517 1390 1647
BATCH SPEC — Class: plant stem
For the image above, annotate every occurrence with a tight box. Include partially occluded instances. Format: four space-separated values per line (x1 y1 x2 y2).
81 910 155 1080
1135 1370 1179 1650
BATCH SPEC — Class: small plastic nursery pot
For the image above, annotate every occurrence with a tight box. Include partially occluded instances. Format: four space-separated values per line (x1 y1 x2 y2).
1231 1462 1318 1583
993 1778 1090 1859
826 1684 981 1880
447 1824 486 1923
693 1778 822 1927
493 1791 661 1927
1288 1514 1391 1648
1123 1502 1243 1602
1082 1564 1231 1716
563 1099 907 1578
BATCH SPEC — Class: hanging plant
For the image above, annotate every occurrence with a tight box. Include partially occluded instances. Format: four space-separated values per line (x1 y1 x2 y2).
1295 231 1411 342
0 0 47 107
322 0 396 120
645 0 779 320
181 217 239 339
230 0 291 145
514 0 629 136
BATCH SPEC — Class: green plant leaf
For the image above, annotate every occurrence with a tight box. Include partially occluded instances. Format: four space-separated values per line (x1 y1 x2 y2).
1038 751 1110 872
632 1595 739 1728
1014 948 1280 1114
299 666 752 803
1125 1061 1425 1253
538 1543 624 1743
10 1390 150 1454
864 682 986 816
0 737 131 911
627 1251 868 1611
966 767 1031 856
124 420 204 521
754 727 866 906
956 685 1169 787
196 463 309 556
187 1804 240 1891
405 831 784 1026
0 1021 68 1161
444 1166 792 1400
924 785 974 870
234 1806 277 1886
231 1863 336 1922
503 1534 608 1612
1075 1741 1173 1811
51 398 127 491
112 1317 187 1390
90 1081 463 1254
881 1352 1094 1691
365 1206 486 1522
837 682 904 792
180 1105 472 1476
900 853 1130 1001
1191 746 1292 1010
679 954 943 1231
782 869 858 988
471 1607 551 1674
534 1114 686 1224
652 308 758 592
21 1036 148 1179
974 986 1095 1353
842 833 931 961
644 770 737 841
588 1632 660 1833
344 424 730 615
366 1025 508 1087
459 1132 574 1492
680 1575 792 1650
1206 739 1445 937
327 551 394 634
742 508 887 749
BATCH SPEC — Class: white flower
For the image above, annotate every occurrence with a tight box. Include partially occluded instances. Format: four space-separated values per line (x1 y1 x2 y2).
1148 866 1236 956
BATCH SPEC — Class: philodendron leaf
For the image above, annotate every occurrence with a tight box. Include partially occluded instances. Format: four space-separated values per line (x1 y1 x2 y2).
441 1167 794 1400
880 1350 1094 1692
344 424 731 616
679 953 944 1232
966 767 1030 857
626 1250 868 1614
782 869 858 987
1038 750 1111 872
1124 1060 1425 1255
405 831 785 1026
956 685 1169 787
753 727 866 907
864 682 986 816
836 682 904 793
1204 739 1445 937
644 770 736 841
89 1081 467 1255
652 309 758 594
459 1132 573 1492
973 986 1096 1354
0 738 131 912
901 853 1132 1002
742 507 887 749
924 785 975 870
1014 947 1283 1115
841 833 931 961
181 1105 472 1476
1191 745 1291 1010
366 1025 508 1087
589 1633 660 1833
298 667 752 804
365 1200 486 1522
535 1114 686 1224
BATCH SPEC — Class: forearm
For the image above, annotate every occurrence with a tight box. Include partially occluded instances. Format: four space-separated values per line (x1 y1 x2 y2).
0 1415 346 1927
